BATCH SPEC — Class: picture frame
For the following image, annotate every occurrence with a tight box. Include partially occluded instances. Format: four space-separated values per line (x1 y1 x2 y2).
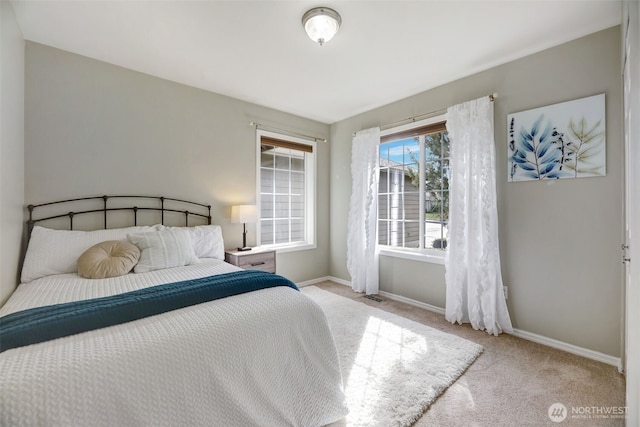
507 94 606 182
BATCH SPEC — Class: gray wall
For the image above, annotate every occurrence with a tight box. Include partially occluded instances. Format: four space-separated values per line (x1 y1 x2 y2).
329 27 623 357
24 42 331 283
0 2 25 304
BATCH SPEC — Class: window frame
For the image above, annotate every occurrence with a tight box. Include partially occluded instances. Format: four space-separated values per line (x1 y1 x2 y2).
377 114 448 265
255 129 317 253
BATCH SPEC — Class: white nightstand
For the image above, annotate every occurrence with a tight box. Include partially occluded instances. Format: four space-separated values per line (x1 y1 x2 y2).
225 248 276 273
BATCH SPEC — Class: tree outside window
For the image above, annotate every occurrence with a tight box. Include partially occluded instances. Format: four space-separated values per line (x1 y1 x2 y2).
378 122 449 251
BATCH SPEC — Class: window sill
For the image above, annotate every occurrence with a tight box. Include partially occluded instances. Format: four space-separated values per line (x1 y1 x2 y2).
378 247 445 265
261 242 317 254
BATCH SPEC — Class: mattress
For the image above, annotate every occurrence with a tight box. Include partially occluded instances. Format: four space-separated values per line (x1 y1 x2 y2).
0 260 348 426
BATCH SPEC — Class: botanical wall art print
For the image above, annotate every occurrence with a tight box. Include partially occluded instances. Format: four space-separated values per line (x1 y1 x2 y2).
507 93 606 182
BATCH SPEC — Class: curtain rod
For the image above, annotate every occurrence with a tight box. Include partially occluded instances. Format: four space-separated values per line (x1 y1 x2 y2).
249 121 327 143
354 93 498 136
380 92 497 130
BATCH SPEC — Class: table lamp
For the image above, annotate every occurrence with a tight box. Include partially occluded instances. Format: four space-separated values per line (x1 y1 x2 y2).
231 205 257 251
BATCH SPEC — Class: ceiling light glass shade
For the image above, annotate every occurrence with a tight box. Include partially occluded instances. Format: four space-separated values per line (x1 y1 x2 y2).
302 7 341 46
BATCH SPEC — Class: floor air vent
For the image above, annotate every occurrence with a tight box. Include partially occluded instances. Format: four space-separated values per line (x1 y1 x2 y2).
364 295 384 302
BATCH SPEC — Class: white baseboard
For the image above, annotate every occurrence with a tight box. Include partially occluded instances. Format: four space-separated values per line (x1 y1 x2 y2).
296 276 334 288
315 276 621 368
378 290 446 315
510 328 622 369
326 276 351 287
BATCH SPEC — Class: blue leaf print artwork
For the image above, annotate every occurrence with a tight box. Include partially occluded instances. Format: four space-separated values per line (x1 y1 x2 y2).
507 94 606 182
509 115 568 181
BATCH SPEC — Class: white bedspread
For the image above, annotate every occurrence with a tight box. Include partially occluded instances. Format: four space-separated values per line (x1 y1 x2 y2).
0 260 348 426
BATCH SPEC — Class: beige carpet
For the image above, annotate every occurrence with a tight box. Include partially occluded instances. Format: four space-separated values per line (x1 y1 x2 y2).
311 281 626 427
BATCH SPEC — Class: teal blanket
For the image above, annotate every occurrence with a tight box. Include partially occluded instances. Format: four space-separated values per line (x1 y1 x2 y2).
0 270 298 353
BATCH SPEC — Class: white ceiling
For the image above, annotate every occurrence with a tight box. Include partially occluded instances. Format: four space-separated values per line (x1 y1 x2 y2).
11 0 622 124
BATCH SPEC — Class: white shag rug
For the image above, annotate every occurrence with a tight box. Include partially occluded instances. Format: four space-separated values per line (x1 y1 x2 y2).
301 286 483 427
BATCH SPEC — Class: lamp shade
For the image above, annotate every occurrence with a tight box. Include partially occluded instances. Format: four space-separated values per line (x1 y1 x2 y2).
302 7 341 46
231 205 257 224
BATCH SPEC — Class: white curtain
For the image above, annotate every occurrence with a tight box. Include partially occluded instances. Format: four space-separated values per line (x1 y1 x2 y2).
445 97 513 336
347 127 381 294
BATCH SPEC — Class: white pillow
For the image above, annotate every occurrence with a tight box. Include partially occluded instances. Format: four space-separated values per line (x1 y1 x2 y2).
21 225 162 283
127 228 199 273
161 225 225 260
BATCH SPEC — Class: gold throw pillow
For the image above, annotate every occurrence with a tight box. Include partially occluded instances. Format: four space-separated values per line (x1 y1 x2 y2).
77 240 141 279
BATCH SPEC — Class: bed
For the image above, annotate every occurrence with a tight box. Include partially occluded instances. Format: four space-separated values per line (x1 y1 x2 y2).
0 195 348 426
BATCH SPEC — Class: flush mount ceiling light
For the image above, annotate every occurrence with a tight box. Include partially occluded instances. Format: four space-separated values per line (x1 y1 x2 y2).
302 7 341 46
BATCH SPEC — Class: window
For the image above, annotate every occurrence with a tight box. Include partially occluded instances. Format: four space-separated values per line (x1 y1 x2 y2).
257 130 316 251
378 117 449 258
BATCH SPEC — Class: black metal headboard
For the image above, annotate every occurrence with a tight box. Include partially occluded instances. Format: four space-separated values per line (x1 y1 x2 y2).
27 195 212 237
